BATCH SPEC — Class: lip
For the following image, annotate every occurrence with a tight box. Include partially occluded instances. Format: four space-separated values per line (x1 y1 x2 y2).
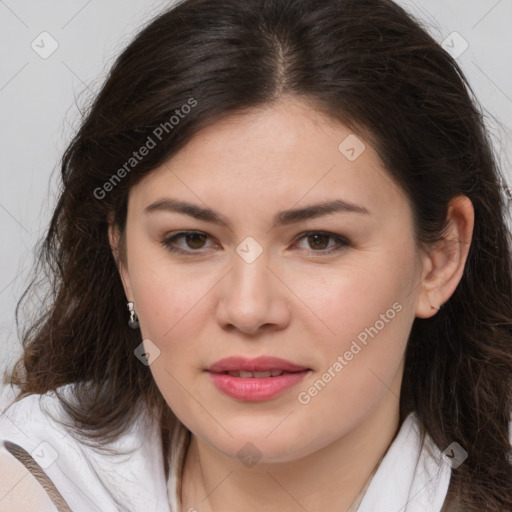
206 356 311 402
208 370 310 401
207 356 309 373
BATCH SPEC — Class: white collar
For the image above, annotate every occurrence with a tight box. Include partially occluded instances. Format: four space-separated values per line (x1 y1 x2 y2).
167 412 451 511
357 412 451 511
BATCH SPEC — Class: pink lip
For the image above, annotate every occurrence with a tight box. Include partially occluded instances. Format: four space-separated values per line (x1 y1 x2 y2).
206 356 311 401
208 371 310 401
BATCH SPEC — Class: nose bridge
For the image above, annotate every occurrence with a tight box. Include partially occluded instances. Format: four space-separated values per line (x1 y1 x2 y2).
231 234 271 299
215 234 288 333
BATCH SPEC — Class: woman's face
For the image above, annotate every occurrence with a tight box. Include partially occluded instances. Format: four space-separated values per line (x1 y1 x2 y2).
116 95 429 463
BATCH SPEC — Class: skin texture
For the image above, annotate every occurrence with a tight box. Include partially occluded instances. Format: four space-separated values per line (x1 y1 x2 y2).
110 95 474 512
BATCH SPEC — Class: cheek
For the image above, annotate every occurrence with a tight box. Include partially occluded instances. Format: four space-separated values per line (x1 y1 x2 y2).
281 250 415 352
289 270 412 450
287 249 415 407
127 242 209 338
128 259 210 426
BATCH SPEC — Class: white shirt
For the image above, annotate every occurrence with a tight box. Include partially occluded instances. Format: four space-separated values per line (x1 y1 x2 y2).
0 383 456 511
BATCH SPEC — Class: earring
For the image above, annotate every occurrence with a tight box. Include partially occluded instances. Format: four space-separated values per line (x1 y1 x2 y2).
127 301 139 329
429 297 443 312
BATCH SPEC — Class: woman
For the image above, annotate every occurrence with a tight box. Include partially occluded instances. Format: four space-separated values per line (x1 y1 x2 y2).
1 0 511 510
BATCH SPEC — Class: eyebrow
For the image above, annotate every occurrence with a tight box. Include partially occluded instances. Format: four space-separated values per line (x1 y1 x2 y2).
144 197 370 229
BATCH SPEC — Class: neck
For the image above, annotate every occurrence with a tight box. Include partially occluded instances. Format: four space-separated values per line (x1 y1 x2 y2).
179 396 401 512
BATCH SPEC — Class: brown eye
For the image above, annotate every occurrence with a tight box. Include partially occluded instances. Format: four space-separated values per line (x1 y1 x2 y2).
162 231 216 254
294 231 349 254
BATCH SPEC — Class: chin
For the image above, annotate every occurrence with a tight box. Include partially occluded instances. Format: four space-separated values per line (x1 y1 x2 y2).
196 424 313 465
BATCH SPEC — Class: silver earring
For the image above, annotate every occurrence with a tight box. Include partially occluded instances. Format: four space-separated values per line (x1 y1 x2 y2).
127 301 139 329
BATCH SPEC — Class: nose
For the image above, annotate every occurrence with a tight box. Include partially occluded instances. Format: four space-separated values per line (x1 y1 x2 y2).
214 248 291 336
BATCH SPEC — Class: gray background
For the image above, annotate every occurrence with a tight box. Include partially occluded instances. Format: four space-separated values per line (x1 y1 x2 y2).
1 0 511 406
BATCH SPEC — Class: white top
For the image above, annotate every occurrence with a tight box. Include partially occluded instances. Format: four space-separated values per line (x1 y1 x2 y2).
0 383 461 511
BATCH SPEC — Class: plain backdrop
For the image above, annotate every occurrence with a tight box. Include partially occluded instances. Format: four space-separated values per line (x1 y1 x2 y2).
1 0 511 406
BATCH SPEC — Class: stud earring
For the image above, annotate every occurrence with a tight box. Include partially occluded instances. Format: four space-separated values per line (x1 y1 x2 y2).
429 297 443 312
127 301 139 329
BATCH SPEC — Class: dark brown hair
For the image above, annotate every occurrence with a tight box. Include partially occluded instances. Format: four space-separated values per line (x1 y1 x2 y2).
5 0 512 509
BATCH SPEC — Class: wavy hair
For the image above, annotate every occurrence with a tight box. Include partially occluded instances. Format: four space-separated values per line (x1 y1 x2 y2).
5 0 512 509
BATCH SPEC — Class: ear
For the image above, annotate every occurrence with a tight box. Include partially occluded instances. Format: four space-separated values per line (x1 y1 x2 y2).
415 195 474 319
108 218 133 301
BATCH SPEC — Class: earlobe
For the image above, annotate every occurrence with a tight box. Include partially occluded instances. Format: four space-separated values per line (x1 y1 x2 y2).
415 195 474 319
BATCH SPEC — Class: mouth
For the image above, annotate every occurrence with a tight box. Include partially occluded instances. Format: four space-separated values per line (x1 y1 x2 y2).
205 356 311 401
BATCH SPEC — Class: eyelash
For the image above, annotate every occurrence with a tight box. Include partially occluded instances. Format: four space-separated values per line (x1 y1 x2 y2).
161 230 350 256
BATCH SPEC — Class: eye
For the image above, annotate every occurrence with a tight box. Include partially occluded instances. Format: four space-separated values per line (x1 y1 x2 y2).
293 231 350 254
162 231 216 253
161 230 349 255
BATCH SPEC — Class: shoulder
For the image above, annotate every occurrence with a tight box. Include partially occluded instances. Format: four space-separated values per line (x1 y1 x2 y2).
0 386 85 510
0 385 80 463
0 442 59 512
0 384 171 512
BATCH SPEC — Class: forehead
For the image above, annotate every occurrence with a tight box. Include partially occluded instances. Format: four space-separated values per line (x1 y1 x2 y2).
129 95 410 223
